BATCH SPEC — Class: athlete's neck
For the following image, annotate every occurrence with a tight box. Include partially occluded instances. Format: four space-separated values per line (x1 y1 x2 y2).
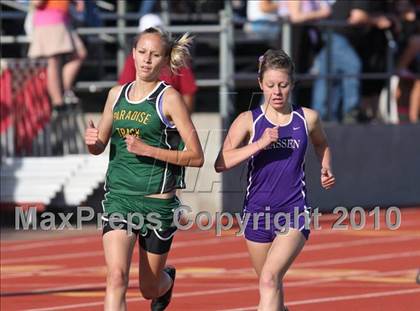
262 103 292 126
131 80 160 101
264 102 292 116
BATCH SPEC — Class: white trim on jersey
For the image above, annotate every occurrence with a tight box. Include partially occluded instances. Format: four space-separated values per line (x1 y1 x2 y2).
300 163 306 200
298 159 309 232
248 109 265 144
260 105 294 127
153 227 177 241
245 110 265 202
298 205 311 232
294 110 309 136
101 178 109 214
101 216 129 224
125 81 162 104
112 83 127 110
179 165 185 188
245 156 255 203
160 126 171 193
155 84 175 128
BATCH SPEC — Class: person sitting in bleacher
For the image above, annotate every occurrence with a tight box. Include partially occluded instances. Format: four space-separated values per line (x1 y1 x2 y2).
244 0 280 40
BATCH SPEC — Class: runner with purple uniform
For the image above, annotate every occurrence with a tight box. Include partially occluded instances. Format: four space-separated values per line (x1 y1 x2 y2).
244 104 310 242
215 49 335 311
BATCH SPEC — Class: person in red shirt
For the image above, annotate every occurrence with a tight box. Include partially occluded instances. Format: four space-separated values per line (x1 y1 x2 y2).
118 14 198 113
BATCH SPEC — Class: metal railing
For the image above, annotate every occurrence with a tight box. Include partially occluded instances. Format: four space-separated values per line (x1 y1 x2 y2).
1 2 415 124
243 18 408 121
0 2 235 157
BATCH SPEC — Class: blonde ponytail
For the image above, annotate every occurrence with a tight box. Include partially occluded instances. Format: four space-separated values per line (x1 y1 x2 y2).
169 33 194 74
133 28 194 74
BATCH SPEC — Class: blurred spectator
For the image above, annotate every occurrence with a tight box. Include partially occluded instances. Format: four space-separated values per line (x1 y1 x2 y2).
28 0 87 109
398 35 420 77
397 34 420 123
355 1 394 122
253 0 330 108
70 0 103 27
244 0 330 65
244 0 280 40
138 0 158 17
407 79 420 123
280 1 331 74
118 14 198 113
232 0 248 26
311 1 391 122
282 1 331 23
393 0 419 123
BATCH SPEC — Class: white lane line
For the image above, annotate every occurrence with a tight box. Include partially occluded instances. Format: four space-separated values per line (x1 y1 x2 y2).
4 267 416 293
3 235 419 265
2 234 240 253
23 285 259 311
295 250 420 268
1 236 420 265
2 237 239 264
22 283 420 311
304 235 419 251
218 288 420 311
15 268 419 310
2 250 104 264
2 236 100 252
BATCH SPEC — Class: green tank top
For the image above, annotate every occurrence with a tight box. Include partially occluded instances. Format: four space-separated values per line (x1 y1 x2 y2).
105 81 185 195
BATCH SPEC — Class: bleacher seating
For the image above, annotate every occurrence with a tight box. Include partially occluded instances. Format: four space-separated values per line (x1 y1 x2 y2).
0 154 108 206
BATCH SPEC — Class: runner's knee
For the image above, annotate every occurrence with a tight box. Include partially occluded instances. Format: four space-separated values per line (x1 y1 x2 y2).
107 268 129 290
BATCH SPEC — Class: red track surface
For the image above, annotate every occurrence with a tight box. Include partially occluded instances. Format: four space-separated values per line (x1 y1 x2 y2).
1 207 420 310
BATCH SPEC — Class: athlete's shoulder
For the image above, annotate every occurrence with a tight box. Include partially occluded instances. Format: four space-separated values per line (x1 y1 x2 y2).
301 107 320 132
236 110 253 124
108 84 125 101
161 84 187 117
103 84 126 111
245 105 266 121
162 84 181 99
301 107 319 123
229 111 254 134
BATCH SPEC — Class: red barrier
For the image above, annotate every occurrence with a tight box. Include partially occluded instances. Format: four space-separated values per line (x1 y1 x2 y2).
0 59 51 155
0 67 13 133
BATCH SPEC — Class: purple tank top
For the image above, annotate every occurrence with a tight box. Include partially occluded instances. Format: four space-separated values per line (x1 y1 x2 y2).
244 105 308 211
